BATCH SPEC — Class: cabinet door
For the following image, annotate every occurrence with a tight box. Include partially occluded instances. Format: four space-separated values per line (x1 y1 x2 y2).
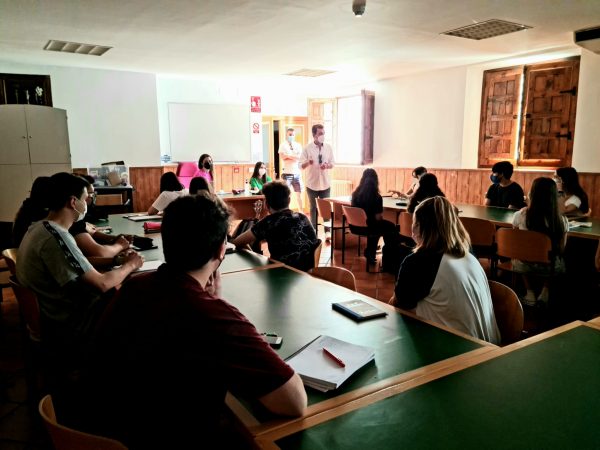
25 106 71 164
0 164 33 222
0 105 30 164
30 163 72 181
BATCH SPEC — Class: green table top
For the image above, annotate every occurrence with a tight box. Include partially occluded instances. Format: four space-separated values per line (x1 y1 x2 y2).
275 324 600 450
101 214 273 274
221 267 485 408
329 197 600 239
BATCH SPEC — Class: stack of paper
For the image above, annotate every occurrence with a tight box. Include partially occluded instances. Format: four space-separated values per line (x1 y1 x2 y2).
286 335 375 392
569 221 592 229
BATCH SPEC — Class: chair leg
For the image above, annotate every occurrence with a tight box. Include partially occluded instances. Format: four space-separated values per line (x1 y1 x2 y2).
330 228 335 266
342 224 346 264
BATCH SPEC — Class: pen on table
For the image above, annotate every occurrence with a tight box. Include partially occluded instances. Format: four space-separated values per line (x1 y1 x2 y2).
322 347 345 368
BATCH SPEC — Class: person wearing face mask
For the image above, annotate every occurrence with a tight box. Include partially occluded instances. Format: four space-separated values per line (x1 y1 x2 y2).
68 176 133 268
389 196 500 344
77 193 306 449
484 161 526 209
16 172 143 418
389 166 427 199
278 127 304 211
249 161 272 192
300 124 335 229
196 153 215 186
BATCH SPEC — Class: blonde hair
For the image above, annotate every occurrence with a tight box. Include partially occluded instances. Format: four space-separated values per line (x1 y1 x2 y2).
413 196 470 257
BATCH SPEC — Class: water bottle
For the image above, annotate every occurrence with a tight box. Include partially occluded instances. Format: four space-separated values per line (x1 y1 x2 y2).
244 179 250 194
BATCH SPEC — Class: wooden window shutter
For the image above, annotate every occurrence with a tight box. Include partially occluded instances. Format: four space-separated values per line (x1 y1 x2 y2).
519 57 579 168
361 90 375 165
478 67 523 167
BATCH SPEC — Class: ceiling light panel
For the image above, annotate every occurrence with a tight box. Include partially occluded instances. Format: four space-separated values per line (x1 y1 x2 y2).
43 40 112 56
284 68 336 77
442 19 532 40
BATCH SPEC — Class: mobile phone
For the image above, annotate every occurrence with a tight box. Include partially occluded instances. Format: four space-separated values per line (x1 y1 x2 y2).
261 333 283 348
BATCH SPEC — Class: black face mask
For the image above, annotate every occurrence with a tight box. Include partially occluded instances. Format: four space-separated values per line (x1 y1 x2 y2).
203 161 212 170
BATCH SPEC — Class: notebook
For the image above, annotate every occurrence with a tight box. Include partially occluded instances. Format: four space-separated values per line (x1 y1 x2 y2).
286 335 375 392
332 299 388 322
125 214 163 222
135 260 162 272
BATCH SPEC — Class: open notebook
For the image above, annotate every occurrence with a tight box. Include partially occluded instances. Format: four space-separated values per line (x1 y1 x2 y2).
286 335 375 392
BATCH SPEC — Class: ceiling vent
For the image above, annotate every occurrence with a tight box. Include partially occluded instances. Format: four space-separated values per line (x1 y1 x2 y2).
43 40 112 56
284 69 336 77
441 19 531 40
574 26 600 53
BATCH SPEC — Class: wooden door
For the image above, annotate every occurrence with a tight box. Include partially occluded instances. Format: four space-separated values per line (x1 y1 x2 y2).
478 67 522 167
519 58 579 167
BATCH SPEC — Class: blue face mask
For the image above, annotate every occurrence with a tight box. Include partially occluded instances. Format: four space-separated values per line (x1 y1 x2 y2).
490 174 501 184
287 135 294 143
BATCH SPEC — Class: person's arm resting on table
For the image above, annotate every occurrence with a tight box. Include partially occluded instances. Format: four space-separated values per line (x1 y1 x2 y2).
259 372 307 416
75 233 130 258
82 252 143 292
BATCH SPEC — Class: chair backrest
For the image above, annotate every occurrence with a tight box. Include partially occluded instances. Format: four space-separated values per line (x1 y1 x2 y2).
316 198 332 222
488 280 524 345
342 206 368 228
313 239 323 268
176 162 199 189
496 228 552 264
2 248 18 276
460 217 496 247
309 266 357 291
399 212 413 239
9 276 41 342
39 395 129 450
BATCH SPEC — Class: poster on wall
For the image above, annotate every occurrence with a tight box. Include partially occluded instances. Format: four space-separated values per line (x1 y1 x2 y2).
250 96 262 163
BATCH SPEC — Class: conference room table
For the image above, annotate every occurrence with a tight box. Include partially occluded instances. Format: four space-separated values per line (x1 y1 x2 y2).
220 265 497 437
328 196 600 239
98 214 279 274
254 321 600 449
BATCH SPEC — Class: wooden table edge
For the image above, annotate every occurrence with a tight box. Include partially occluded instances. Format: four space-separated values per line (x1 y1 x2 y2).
253 320 591 444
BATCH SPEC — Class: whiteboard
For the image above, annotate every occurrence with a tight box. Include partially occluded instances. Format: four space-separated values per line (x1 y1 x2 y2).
168 103 251 162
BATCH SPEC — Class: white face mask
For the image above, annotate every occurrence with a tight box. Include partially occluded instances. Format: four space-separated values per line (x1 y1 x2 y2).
74 198 87 222
317 135 325 144
258 168 266 176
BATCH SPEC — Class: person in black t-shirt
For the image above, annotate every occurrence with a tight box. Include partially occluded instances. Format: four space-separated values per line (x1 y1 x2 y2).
485 161 526 209
231 181 319 271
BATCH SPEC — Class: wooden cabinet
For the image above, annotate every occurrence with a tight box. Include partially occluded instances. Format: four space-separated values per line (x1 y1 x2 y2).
0 105 71 222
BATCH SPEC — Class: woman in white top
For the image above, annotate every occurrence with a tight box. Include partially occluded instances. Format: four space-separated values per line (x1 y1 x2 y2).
390 196 500 344
389 166 427 199
148 172 188 215
555 167 590 216
512 177 569 305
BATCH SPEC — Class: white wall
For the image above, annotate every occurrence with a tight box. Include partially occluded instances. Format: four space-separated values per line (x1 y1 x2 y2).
0 61 161 167
572 49 600 172
369 66 468 168
156 76 309 159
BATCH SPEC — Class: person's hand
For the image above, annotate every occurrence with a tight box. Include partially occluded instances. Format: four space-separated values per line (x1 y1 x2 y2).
114 235 131 251
388 294 397 306
122 251 144 271
206 270 221 297
85 222 97 234
308 158 314 165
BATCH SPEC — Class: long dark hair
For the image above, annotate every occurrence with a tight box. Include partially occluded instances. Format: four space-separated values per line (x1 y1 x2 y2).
189 176 212 195
251 161 268 183
556 167 589 214
160 172 184 193
526 177 566 252
198 154 215 182
352 169 379 206
408 173 445 213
